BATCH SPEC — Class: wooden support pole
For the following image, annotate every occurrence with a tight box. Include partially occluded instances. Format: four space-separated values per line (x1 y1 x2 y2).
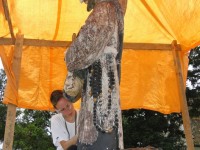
3 33 24 150
2 0 15 44
171 40 194 150
3 104 17 150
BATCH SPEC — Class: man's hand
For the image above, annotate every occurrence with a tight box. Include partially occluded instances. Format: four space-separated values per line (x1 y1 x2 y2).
60 135 78 150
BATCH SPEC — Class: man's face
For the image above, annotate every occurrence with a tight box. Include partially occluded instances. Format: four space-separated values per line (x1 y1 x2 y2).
55 98 74 116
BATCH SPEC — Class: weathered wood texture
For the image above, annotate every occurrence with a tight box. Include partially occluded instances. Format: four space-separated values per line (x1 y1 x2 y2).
3 33 24 150
172 40 194 150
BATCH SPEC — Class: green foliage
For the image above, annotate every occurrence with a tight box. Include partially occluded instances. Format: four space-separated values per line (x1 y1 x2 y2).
0 69 7 142
122 109 186 149
13 110 55 150
186 46 200 117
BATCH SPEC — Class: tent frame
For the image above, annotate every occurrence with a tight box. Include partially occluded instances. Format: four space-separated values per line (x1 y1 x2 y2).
0 0 194 149
0 37 178 50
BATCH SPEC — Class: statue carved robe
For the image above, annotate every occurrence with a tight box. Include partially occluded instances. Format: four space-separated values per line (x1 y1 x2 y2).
64 0 124 149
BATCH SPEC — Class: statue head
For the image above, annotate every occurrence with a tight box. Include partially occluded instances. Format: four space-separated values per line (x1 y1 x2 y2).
80 0 96 12
80 0 118 12
80 0 88 3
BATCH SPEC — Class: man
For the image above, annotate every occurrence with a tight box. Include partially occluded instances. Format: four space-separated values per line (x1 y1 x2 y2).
63 0 124 149
50 90 79 150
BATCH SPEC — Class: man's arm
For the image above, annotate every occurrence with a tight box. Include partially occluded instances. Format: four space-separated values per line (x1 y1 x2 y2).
60 135 78 150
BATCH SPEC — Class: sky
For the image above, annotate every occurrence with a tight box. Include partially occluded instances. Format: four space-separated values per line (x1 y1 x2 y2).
0 58 3 69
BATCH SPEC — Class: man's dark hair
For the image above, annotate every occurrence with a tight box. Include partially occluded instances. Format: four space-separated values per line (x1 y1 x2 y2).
50 90 63 108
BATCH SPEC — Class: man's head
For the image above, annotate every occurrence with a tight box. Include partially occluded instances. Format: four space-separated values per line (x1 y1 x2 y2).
50 90 75 115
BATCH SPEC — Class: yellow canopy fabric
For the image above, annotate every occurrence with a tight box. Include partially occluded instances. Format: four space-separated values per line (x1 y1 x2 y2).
1 0 200 114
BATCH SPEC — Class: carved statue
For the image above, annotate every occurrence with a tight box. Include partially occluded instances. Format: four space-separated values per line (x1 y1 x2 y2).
63 0 124 149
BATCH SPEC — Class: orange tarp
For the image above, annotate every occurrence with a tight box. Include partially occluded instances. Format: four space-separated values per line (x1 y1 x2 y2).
1 0 200 113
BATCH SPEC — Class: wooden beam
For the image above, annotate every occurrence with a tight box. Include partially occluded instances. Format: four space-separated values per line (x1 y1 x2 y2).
0 38 71 47
3 33 24 150
123 42 181 50
23 39 71 47
0 38 12 45
171 40 194 150
2 0 15 44
0 38 180 50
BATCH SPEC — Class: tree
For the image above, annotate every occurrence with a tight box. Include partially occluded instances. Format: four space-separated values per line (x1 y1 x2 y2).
186 46 200 117
13 110 55 150
186 46 200 146
0 69 7 142
122 109 185 149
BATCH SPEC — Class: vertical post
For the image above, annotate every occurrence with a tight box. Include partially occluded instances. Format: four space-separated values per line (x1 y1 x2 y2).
3 33 24 150
171 40 194 150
